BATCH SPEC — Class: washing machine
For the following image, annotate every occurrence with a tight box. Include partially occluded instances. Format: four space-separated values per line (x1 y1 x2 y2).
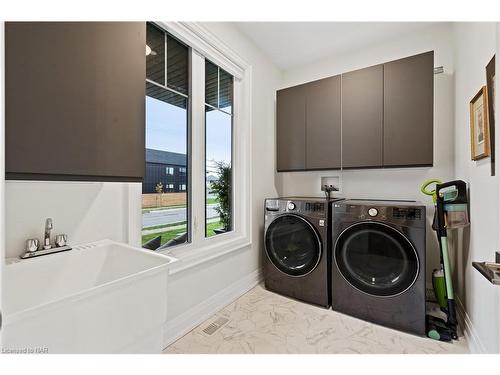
331 200 426 335
264 197 344 307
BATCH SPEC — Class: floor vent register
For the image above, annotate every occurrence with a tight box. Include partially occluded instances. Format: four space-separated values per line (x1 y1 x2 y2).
202 317 229 336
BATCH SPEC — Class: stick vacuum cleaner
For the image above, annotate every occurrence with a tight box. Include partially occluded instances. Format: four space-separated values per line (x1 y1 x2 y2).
421 179 469 341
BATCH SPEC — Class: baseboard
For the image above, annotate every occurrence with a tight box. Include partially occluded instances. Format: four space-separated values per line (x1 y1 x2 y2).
162 268 263 348
455 296 487 353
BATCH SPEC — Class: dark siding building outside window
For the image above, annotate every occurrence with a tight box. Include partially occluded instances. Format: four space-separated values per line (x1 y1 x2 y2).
143 148 187 193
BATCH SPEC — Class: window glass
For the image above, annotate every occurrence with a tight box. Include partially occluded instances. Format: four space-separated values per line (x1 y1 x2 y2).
219 68 233 114
167 34 189 95
143 24 189 250
205 60 218 108
146 23 165 85
205 102 232 237
143 24 238 247
205 60 233 237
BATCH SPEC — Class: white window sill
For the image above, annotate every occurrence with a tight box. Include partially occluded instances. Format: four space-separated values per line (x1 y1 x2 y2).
159 235 251 275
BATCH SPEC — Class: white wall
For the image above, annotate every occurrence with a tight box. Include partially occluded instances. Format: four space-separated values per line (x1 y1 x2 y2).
452 22 499 353
277 24 456 283
166 22 281 324
5 181 138 258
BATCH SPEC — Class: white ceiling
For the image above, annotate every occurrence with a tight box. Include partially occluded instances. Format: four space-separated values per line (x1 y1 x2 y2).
234 22 446 70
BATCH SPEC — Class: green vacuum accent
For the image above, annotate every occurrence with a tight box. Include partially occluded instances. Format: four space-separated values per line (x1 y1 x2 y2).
420 179 443 204
426 315 454 342
432 269 447 309
428 329 441 341
444 203 467 211
441 189 459 202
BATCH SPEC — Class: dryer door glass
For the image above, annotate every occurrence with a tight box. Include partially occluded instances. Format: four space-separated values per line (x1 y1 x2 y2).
265 215 322 276
335 222 419 296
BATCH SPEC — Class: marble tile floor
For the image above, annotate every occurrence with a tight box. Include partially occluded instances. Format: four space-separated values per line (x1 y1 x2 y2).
164 284 469 354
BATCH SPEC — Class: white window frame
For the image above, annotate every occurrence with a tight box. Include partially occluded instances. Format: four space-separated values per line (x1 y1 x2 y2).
130 22 252 274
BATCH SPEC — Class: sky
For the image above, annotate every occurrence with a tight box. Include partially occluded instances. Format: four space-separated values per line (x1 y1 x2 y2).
146 96 187 154
146 96 232 171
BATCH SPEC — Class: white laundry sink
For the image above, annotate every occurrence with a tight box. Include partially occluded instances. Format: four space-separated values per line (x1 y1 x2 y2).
2 239 177 354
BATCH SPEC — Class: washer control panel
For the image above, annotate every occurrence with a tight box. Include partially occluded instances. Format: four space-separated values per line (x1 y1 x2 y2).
265 198 330 218
334 200 426 228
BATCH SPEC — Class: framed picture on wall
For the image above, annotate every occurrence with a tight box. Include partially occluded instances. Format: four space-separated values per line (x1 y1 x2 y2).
486 55 496 175
470 86 490 160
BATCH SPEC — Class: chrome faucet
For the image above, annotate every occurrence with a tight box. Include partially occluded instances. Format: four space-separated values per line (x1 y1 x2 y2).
43 218 53 249
20 218 72 259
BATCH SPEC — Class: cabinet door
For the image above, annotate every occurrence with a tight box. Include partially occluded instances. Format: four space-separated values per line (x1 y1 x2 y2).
5 22 146 181
383 51 434 167
276 85 306 171
305 76 341 170
342 65 383 168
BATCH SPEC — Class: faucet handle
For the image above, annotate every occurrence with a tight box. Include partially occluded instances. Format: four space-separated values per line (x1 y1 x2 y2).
55 234 68 247
26 239 40 253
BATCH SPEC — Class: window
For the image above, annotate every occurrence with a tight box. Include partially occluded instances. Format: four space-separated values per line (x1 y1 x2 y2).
205 60 233 237
138 22 251 259
142 22 189 250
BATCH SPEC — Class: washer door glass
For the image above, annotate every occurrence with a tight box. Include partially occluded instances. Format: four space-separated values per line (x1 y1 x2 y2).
265 215 321 276
335 222 419 296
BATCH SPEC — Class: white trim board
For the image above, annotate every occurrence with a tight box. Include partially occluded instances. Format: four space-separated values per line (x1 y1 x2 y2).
160 22 247 80
456 296 486 353
162 269 263 348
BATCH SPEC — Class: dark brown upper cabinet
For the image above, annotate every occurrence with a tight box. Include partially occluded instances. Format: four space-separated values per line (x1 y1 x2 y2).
276 85 306 171
5 22 146 181
275 51 434 172
305 76 341 170
342 65 383 168
383 51 434 167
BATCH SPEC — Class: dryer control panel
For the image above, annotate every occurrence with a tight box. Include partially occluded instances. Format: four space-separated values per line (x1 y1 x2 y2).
265 198 334 219
332 199 425 228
